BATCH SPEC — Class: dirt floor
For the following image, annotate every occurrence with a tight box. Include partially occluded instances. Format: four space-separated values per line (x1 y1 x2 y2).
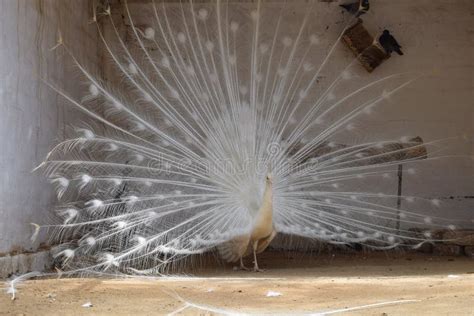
1 252 473 315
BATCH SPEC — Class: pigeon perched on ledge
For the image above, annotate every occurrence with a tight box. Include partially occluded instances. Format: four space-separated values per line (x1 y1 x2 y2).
340 0 370 17
379 29 404 56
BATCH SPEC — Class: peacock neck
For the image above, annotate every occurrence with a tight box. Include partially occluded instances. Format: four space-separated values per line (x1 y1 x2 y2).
257 180 273 221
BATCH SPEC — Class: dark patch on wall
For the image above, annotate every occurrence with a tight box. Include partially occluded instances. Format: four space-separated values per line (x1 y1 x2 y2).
443 196 474 201
0 243 52 258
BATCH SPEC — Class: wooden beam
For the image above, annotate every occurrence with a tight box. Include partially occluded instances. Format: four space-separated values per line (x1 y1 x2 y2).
342 19 389 73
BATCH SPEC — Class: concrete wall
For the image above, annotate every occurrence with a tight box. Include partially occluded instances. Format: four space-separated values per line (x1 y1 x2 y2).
0 0 101 254
360 0 473 223
119 0 473 224
0 0 472 256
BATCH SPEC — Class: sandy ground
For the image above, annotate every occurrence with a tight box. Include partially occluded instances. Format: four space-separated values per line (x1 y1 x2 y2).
1 252 473 315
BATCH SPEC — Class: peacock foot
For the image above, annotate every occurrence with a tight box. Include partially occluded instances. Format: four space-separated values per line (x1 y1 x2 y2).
233 265 250 271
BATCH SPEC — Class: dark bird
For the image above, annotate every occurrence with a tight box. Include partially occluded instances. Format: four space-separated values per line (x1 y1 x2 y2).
340 0 370 17
378 29 404 56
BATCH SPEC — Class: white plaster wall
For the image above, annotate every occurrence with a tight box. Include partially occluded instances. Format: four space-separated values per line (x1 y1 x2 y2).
120 0 473 225
344 0 474 225
0 0 472 256
0 0 101 254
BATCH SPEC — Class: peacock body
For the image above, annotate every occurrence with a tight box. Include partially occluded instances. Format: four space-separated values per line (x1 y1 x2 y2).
34 0 466 276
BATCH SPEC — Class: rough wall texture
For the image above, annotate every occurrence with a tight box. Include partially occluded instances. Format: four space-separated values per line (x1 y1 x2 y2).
0 0 101 254
117 0 473 224
0 0 472 256
358 0 473 223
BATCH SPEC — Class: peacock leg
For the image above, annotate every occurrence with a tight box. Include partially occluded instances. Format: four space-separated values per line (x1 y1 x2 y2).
252 241 264 272
239 257 249 271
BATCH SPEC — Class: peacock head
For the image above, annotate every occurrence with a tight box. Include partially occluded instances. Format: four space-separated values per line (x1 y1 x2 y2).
265 172 273 185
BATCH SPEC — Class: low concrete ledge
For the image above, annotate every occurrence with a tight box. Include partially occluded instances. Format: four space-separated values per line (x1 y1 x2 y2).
1 230 472 279
0 250 53 279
